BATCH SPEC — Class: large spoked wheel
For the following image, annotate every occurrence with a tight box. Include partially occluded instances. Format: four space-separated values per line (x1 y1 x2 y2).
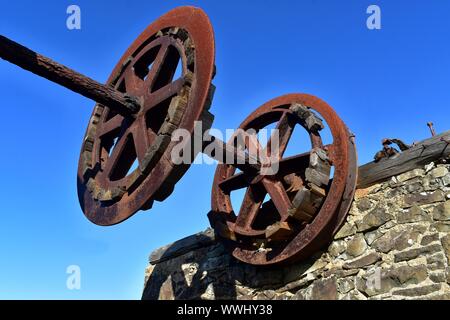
209 94 357 266
78 7 215 226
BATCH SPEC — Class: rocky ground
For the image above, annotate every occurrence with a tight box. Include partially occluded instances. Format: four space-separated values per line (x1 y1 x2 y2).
142 162 450 300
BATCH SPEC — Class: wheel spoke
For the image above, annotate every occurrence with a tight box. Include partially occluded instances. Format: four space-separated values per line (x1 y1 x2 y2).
266 112 295 159
130 117 151 164
112 65 142 97
235 184 266 230
218 172 249 193
103 131 132 179
219 148 315 194
274 151 311 176
273 144 332 176
98 114 124 137
142 77 185 111
243 131 263 158
124 67 143 96
262 179 291 221
144 42 170 90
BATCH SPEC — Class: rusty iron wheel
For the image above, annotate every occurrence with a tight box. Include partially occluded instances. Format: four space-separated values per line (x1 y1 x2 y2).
78 6 216 226
209 94 357 265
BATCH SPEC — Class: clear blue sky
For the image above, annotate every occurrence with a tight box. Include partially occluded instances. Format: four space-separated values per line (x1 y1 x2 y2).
0 0 449 299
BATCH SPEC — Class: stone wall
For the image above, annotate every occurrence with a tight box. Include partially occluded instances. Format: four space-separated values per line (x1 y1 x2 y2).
142 162 450 300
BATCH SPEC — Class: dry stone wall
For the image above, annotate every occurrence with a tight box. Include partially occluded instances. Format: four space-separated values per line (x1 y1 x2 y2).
142 162 450 300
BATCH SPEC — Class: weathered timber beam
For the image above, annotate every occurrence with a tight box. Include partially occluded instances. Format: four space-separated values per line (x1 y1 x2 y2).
357 130 450 189
0 35 140 116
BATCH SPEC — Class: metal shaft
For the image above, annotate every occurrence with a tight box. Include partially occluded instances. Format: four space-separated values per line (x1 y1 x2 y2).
203 134 261 173
0 35 140 116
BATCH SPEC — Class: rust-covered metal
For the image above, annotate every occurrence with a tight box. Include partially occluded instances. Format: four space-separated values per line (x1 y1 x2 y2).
373 138 412 162
77 7 216 225
0 6 362 266
209 94 358 265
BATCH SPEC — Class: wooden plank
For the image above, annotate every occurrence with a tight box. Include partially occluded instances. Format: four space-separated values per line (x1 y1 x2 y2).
357 131 450 189
0 35 140 116
288 187 322 221
265 221 294 241
305 167 330 187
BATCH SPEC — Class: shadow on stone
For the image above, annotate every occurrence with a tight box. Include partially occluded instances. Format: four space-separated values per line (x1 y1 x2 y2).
142 229 240 300
141 228 317 300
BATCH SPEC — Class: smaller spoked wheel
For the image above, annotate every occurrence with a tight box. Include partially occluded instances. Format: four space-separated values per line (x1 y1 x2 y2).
209 94 357 266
